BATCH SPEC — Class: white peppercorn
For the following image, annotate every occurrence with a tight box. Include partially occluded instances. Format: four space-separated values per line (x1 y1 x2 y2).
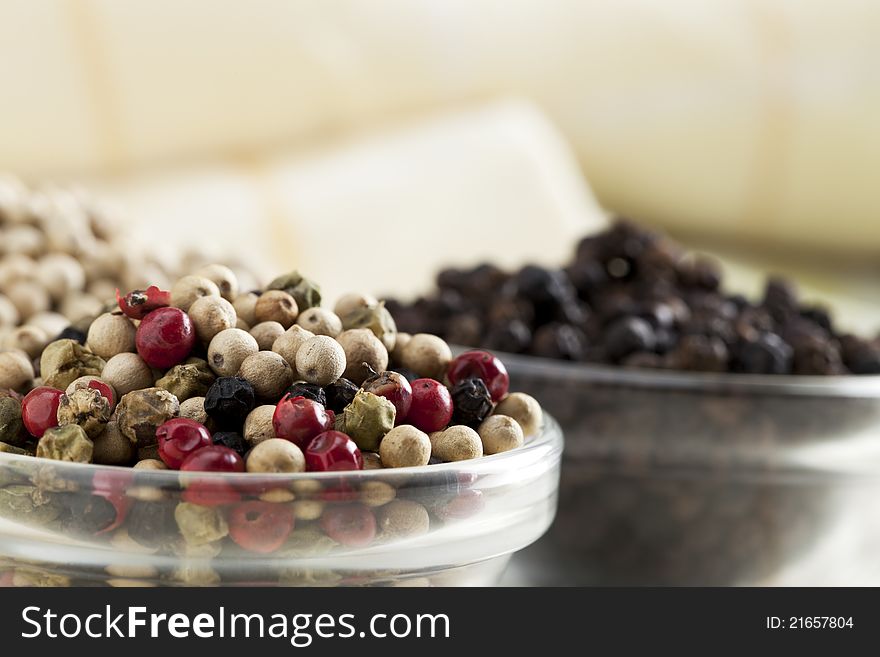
376 499 430 538
170 275 220 312
235 317 251 331
87 279 118 303
36 424 93 462
188 295 237 343
36 253 85 301
26 311 69 338
391 332 412 364
0 350 34 391
207 328 258 377
360 480 396 507
129 458 168 502
237 351 294 400
246 438 305 473
493 392 543 437
232 291 259 326
57 387 112 438
91 419 136 465
336 328 388 385
271 325 313 376
195 264 239 301
179 396 209 424
296 307 342 337
254 290 298 328
86 312 137 359
3 224 45 256
429 425 483 462
333 293 378 320
295 335 346 386
2 325 48 359
101 352 153 397
6 279 50 320
0 294 20 328
243 404 276 445
0 254 35 288
379 425 431 468
400 333 452 380
250 321 285 351
478 414 524 455
60 292 103 323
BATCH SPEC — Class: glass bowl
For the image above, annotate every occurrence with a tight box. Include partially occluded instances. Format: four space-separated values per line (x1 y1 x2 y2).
0 416 562 587
497 352 880 586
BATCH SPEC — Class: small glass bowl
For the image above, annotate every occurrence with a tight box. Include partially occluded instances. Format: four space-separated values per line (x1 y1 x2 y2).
0 416 562 587
499 352 880 586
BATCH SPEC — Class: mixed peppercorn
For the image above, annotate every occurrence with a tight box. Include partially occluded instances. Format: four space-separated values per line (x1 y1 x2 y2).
0 266 543 565
386 220 880 375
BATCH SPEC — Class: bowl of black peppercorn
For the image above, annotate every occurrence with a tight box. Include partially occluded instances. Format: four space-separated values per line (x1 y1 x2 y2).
386 220 880 586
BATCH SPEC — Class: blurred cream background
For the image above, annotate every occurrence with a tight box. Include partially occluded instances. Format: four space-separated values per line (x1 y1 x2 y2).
0 1 878 324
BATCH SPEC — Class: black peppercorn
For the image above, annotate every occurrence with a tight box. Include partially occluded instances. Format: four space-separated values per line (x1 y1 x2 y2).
323 377 360 413
605 317 656 362
212 431 248 457
61 494 118 535
450 377 493 428
531 323 587 361
204 376 256 428
126 502 177 548
285 382 327 407
55 326 88 345
735 333 793 374
485 320 532 353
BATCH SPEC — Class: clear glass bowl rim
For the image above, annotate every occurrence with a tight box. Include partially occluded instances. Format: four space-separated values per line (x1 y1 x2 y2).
0 413 564 485
490 349 880 398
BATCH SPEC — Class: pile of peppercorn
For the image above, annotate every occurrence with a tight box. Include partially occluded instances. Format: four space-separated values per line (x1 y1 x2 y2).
385 220 880 375
0 266 543 475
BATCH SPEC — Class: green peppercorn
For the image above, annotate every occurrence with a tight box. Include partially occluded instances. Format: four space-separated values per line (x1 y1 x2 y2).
0 394 25 446
116 387 180 448
40 339 105 390
0 441 28 455
340 301 397 351
174 502 229 546
267 270 322 311
155 357 216 402
56 387 112 438
36 424 93 462
338 390 396 451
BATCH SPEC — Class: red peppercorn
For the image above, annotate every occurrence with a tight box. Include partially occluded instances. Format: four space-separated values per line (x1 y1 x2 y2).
180 445 245 506
407 378 453 433
436 489 484 521
21 386 64 438
135 306 196 369
91 470 134 535
157 418 213 469
272 395 332 449
304 430 363 472
362 370 413 425
447 350 509 401
320 504 376 547
228 501 295 554
87 380 115 410
180 445 244 473
116 285 171 320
